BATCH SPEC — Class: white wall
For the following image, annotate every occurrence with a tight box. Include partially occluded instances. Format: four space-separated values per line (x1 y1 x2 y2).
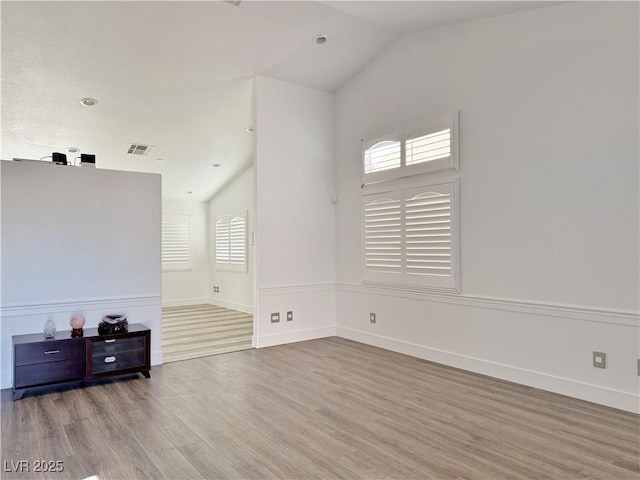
208 166 254 313
162 199 210 307
254 76 336 347
334 2 639 412
0 161 162 388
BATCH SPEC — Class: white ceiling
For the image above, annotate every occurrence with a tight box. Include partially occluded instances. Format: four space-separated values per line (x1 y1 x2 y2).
1 1 557 201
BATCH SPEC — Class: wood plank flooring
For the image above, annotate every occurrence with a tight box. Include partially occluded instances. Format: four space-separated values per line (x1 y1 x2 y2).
1 337 639 480
162 304 253 363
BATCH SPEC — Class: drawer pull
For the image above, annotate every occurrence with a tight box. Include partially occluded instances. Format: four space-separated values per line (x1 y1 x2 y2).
104 356 116 364
44 350 60 355
105 339 116 344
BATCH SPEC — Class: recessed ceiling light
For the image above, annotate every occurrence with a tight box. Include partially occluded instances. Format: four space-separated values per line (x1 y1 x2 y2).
66 147 79 154
80 97 98 107
212 163 221 168
313 34 328 45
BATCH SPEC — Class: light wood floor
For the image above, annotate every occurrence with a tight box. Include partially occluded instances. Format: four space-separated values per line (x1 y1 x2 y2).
1 337 638 480
162 304 253 363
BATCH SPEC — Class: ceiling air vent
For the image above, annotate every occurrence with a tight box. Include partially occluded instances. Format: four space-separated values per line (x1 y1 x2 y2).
127 144 154 156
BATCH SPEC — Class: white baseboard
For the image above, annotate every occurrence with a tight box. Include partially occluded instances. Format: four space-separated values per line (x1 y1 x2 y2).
162 297 210 308
255 326 336 348
337 327 640 414
209 298 253 314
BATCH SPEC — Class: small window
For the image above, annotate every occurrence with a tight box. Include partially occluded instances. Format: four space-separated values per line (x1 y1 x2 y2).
216 211 247 272
362 111 458 184
162 214 192 271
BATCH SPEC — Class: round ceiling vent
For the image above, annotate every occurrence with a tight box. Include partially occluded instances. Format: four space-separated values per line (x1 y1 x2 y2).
313 34 328 45
80 97 98 107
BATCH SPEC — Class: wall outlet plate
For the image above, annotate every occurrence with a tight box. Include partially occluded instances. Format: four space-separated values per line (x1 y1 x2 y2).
593 351 606 368
271 312 280 323
286 311 293 321
370 313 376 324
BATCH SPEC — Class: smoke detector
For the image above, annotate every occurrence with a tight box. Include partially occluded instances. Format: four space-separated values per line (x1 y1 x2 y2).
127 143 154 156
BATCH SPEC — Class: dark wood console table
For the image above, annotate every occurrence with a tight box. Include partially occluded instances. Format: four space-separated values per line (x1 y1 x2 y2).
13 323 150 400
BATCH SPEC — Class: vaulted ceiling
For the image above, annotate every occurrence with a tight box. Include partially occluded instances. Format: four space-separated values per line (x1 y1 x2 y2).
1 1 556 201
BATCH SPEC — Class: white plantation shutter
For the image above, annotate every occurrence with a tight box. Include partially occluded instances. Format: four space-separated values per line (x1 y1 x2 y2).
362 134 402 183
162 215 192 271
216 212 247 272
404 183 456 289
364 140 401 174
229 215 247 265
215 217 230 264
406 129 451 166
404 112 458 175
363 192 402 284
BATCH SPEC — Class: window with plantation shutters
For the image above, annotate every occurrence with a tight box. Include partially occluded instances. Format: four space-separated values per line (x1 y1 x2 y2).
362 182 458 291
362 111 458 184
216 211 247 272
162 215 192 271
361 111 460 292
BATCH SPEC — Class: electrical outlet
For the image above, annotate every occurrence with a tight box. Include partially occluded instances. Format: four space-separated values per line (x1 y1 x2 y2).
271 312 280 323
286 311 293 321
370 313 376 324
593 351 606 369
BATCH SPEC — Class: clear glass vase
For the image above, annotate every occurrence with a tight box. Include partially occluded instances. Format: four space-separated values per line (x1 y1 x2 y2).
44 319 56 339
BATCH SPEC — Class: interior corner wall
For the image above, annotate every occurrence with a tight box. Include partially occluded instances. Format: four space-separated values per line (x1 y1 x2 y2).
254 75 336 347
208 166 254 314
162 199 210 307
0 161 162 389
334 2 640 412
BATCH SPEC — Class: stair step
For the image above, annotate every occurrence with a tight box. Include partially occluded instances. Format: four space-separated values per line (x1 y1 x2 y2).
163 316 252 330
163 343 252 363
163 328 253 347
163 334 252 354
162 322 253 339
161 304 253 362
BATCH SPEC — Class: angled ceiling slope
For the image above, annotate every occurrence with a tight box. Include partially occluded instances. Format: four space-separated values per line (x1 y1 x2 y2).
1 1 557 201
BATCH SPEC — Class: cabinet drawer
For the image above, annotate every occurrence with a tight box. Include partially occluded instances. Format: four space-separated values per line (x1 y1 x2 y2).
90 336 145 355
15 339 85 366
14 360 85 388
92 350 145 375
